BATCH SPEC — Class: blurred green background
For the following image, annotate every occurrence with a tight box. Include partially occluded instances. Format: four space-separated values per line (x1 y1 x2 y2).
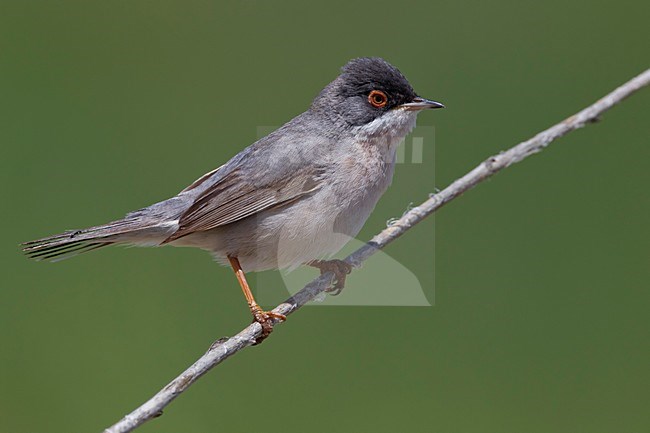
1 1 648 432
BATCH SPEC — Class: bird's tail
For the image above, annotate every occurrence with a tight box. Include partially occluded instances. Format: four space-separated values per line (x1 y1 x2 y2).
22 215 174 261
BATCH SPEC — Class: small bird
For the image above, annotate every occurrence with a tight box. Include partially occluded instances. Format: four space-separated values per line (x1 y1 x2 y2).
23 57 443 341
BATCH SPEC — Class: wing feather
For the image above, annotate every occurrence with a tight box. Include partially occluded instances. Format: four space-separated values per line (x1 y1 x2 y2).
163 165 324 243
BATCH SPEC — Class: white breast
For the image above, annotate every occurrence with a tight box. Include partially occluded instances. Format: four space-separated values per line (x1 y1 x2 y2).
261 109 420 271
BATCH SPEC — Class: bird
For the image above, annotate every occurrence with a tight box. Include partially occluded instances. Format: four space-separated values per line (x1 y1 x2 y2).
23 57 444 342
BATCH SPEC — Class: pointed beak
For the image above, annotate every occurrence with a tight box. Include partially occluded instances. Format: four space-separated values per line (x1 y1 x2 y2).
401 96 445 111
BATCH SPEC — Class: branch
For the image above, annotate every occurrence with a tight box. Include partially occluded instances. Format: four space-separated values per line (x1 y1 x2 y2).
104 68 650 433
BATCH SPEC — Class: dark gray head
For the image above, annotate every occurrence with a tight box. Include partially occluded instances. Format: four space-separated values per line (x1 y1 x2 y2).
311 57 443 127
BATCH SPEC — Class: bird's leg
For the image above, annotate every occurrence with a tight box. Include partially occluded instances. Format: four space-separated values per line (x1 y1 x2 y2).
227 256 286 344
307 259 352 295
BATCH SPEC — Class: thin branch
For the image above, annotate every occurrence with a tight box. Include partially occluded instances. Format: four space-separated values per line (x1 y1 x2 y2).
104 68 650 433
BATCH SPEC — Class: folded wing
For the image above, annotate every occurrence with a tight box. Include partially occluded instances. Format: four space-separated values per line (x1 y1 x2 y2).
163 165 324 243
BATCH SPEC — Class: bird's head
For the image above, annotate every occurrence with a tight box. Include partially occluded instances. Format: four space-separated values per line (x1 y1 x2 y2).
311 57 444 131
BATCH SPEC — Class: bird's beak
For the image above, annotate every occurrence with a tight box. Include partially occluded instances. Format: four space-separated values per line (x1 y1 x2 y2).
401 96 445 111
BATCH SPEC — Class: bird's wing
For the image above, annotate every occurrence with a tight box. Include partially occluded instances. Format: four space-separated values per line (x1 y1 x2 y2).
163 163 324 243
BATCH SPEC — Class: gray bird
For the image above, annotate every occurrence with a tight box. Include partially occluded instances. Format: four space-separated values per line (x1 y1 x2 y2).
23 57 444 341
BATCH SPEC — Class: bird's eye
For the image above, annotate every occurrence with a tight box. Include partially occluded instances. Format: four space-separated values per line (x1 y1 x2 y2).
368 90 388 108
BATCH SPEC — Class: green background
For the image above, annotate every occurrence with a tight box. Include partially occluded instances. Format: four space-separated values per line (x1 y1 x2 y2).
1 1 648 432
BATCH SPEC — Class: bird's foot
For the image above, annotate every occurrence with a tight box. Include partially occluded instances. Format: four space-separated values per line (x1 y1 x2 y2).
250 303 286 345
308 259 352 295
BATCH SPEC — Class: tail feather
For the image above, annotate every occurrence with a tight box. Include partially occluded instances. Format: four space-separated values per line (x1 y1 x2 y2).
26 239 86 257
29 242 113 262
22 217 165 261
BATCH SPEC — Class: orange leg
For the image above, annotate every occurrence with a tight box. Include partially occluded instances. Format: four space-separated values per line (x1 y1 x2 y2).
228 256 286 343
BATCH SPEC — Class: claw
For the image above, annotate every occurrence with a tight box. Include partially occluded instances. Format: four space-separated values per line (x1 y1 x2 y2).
251 304 286 345
308 259 352 295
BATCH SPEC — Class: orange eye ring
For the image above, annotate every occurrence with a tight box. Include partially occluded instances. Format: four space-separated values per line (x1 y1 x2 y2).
368 90 388 108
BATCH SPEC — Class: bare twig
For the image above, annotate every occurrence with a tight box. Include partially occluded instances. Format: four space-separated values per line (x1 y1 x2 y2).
104 68 650 433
